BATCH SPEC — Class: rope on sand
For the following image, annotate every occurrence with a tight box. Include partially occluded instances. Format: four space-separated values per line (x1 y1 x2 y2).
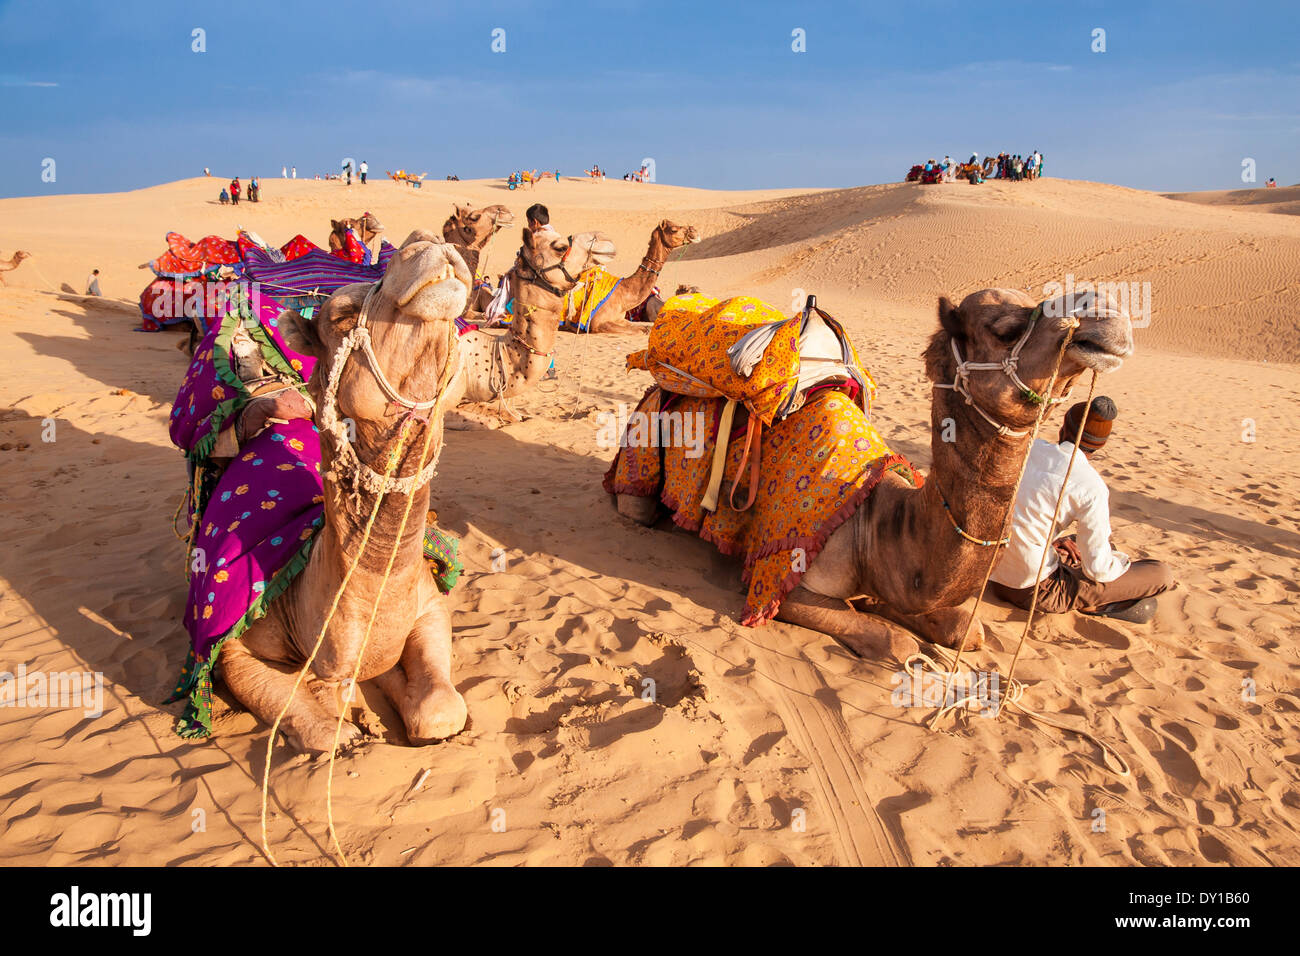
259 303 459 867
927 336 1128 776
324 318 459 867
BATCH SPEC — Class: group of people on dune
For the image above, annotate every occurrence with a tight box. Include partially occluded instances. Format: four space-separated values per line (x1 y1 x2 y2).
218 176 260 205
915 151 1044 185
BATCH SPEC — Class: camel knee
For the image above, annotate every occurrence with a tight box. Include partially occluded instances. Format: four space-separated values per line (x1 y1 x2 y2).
616 493 657 526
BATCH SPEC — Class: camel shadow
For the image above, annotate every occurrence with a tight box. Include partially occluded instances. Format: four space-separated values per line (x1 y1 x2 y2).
16 303 189 407
0 406 334 860
430 422 747 618
0 407 190 710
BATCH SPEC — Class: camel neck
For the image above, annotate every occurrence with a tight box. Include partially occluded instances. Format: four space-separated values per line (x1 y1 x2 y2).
322 454 434 574
919 387 1035 561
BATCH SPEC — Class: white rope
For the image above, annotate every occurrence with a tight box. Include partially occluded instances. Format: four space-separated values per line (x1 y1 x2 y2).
318 279 462 497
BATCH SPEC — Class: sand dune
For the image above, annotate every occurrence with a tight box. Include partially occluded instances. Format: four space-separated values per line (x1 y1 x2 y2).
0 175 1297 866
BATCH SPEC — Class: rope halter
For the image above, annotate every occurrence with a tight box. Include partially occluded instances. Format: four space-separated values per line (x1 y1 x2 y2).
318 272 463 497
934 302 1080 438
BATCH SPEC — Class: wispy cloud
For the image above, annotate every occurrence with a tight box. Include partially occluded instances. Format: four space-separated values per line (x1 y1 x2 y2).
0 75 58 87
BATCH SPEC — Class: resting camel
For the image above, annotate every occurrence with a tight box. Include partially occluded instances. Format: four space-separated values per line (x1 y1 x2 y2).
440 203 514 311
0 250 31 286
328 213 385 255
450 227 615 405
220 235 472 753
561 220 699 334
616 287 1133 658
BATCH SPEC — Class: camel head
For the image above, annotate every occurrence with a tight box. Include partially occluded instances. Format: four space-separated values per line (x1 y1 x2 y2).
3 251 31 267
657 220 699 249
925 286 1134 436
282 231 470 438
331 214 384 247
355 212 384 245
442 204 516 250
517 228 615 294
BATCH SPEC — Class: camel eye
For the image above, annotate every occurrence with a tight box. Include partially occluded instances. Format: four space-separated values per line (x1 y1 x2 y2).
469 214 480 221
992 316 1028 342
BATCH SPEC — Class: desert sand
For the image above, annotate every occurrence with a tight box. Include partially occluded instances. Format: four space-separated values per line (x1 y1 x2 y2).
0 174 1297 866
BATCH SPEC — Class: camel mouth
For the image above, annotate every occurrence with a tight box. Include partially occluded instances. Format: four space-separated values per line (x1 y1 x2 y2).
396 262 462 309
1066 334 1130 371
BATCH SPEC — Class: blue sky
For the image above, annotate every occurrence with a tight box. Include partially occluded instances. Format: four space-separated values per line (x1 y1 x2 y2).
0 0 1295 197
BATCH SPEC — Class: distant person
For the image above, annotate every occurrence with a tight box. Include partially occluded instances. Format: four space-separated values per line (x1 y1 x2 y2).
219 188 230 204
1266 177 1277 188
343 159 352 185
991 397 1173 621
281 165 287 178
249 176 260 201
229 177 241 205
86 269 102 296
291 165 296 179
360 160 368 184
204 167 210 176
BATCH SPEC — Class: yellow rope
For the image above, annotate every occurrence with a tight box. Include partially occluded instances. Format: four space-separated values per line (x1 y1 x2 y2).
934 324 1078 700
324 321 459 866
999 371 1100 697
923 331 1128 775
258 417 412 867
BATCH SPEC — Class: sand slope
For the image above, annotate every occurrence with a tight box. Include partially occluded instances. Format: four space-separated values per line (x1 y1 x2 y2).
0 176 1297 866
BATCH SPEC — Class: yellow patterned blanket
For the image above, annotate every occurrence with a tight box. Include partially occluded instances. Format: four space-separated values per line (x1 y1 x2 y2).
559 266 625 332
628 293 880 425
603 386 922 625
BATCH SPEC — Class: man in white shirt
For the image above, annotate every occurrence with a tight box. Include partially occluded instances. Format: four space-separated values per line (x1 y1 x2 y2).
991 397 1173 620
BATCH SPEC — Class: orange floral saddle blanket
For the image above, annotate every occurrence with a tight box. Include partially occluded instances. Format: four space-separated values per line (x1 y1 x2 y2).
603 385 922 625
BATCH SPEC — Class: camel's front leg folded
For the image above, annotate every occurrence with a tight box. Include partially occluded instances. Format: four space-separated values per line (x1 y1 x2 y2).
775 586 920 663
373 576 467 745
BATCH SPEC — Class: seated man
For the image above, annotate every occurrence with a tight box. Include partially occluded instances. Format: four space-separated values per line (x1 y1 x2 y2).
990 397 1174 622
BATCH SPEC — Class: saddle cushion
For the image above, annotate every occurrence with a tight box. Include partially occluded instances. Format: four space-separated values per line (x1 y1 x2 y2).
627 294 806 425
604 386 922 625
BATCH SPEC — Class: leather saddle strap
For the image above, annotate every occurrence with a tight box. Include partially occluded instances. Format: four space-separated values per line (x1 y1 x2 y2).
728 415 763 513
701 399 738 513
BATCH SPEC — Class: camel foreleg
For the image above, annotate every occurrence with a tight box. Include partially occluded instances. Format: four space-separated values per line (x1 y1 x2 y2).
219 620 363 754
373 578 467 744
775 586 920 663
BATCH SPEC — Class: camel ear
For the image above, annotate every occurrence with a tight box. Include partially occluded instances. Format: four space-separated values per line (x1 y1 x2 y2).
937 296 965 341
521 227 536 250
279 309 321 358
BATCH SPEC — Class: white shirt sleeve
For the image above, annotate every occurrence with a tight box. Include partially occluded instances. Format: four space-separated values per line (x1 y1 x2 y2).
1073 479 1130 584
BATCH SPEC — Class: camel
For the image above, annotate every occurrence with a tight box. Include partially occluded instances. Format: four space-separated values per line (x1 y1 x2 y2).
328 213 385 256
440 203 514 311
636 283 701 326
449 227 616 405
0 251 31 286
559 220 699 334
615 287 1133 659
218 234 473 753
